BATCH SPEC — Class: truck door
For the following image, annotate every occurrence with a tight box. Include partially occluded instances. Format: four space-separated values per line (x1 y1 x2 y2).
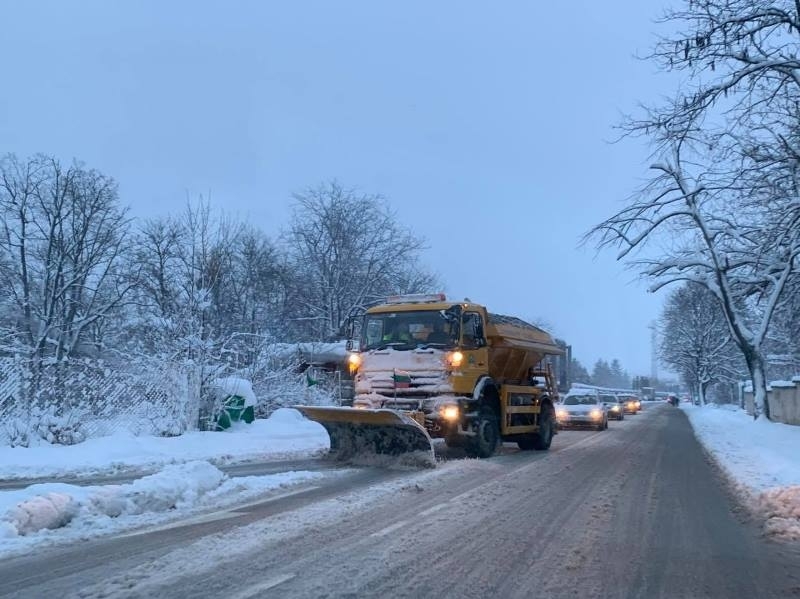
460 312 489 378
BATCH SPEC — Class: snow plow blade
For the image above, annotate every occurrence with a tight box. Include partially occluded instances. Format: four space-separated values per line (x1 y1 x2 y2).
292 406 435 467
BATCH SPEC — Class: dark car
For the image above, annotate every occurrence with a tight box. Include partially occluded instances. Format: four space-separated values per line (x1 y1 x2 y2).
600 393 625 421
617 394 642 414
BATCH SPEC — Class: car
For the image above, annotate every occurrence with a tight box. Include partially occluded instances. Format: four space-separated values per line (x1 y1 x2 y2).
617 394 642 414
600 393 625 420
556 390 608 431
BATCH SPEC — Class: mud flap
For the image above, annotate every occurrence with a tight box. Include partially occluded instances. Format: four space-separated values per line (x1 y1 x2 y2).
292 406 435 467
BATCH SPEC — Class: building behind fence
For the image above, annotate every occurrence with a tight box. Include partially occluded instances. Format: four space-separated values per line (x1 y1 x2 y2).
743 376 800 426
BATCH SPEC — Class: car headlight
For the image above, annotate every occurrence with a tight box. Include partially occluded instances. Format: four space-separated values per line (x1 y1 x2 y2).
556 409 568 419
589 409 602 419
441 405 460 420
611 405 620 411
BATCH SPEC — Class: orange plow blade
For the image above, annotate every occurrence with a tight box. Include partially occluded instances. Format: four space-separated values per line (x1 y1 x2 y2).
293 406 435 467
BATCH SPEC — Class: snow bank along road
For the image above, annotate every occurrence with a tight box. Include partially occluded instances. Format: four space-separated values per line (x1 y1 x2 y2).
2 404 799 599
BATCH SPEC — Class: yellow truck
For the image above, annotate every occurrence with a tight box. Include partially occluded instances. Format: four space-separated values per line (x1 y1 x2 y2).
295 294 562 463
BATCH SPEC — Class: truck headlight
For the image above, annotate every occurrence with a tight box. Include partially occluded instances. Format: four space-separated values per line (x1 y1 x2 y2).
441 405 460 420
347 353 361 373
447 351 464 368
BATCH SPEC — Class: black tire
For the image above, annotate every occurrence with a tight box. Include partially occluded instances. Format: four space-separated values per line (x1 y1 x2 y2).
465 408 499 458
532 407 554 450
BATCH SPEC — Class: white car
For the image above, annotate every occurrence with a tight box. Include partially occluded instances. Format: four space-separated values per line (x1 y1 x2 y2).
556 392 608 431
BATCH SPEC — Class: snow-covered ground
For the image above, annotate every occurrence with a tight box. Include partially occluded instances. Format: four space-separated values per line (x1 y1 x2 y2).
0 408 330 481
0 460 330 558
681 403 800 540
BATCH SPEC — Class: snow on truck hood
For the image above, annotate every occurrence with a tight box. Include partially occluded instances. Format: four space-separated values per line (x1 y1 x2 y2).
358 347 447 372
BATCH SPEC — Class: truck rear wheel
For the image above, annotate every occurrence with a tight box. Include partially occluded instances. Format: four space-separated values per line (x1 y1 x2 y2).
532 408 554 450
465 408 499 458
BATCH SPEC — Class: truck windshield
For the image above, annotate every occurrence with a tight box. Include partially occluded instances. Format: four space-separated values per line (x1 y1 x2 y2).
361 310 457 351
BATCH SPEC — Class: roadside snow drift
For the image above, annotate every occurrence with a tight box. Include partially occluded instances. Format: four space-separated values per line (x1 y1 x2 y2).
0 461 325 554
682 404 800 540
0 408 329 481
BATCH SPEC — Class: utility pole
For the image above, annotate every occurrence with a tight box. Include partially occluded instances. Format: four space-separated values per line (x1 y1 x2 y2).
649 321 658 386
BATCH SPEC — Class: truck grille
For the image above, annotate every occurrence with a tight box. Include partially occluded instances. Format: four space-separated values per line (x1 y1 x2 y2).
355 370 451 398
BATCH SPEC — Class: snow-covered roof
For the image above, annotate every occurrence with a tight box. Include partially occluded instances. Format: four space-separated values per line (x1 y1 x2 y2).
268 341 348 364
770 380 797 389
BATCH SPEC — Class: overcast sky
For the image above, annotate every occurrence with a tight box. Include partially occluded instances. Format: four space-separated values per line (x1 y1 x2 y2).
0 0 679 377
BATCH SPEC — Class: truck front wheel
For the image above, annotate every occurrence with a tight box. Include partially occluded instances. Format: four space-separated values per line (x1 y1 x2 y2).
465 408 499 458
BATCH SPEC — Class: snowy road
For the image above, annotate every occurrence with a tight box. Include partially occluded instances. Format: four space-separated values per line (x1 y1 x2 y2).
2 404 799 598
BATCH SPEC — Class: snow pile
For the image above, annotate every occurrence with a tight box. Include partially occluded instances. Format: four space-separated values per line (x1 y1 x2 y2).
3 492 79 536
0 461 324 549
757 487 800 541
0 408 329 481
212 377 257 407
682 404 800 540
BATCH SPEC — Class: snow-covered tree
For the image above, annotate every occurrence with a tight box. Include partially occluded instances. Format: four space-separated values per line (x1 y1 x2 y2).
608 359 631 389
592 359 613 387
659 282 742 404
590 0 800 419
764 273 800 378
0 153 132 362
284 181 438 341
570 357 591 384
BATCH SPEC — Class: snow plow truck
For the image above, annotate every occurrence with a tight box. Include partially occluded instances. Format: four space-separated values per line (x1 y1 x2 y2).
294 294 563 465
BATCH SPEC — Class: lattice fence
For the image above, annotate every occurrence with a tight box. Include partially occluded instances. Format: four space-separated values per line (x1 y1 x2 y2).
0 357 196 447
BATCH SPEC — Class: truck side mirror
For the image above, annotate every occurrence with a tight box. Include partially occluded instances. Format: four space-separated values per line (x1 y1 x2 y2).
442 304 463 321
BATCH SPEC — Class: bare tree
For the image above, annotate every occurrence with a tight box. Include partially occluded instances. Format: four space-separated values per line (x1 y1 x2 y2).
659 282 742 404
284 181 437 340
0 154 132 362
590 0 800 419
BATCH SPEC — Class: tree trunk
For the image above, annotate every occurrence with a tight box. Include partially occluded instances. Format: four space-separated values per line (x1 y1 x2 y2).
698 380 708 406
744 351 770 420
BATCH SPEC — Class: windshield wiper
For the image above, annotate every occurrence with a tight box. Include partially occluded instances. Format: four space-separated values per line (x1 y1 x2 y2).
375 342 410 350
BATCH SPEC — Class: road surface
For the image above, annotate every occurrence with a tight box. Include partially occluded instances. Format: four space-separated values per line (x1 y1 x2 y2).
1 404 798 598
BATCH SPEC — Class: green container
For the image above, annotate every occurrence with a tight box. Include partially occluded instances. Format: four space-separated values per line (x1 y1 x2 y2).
214 395 254 429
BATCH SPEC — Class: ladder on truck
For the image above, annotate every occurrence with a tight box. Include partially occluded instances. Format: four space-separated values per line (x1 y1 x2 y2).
529 361 558 400
500 362 559 435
